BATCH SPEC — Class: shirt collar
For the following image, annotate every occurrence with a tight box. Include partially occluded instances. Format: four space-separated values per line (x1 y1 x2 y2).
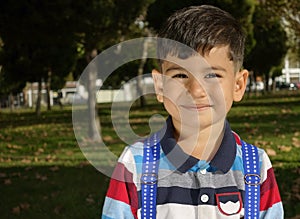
159 116 236 173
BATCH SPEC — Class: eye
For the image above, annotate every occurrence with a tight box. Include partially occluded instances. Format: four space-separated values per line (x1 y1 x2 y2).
204 73 221 79
172 73 188 79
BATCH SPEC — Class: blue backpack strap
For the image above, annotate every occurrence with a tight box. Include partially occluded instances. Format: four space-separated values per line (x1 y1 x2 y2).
141 133 160 219
241 140 261 219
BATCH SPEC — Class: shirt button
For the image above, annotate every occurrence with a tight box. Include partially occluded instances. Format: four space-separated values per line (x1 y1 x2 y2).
200 169 207 174
201 194 209 203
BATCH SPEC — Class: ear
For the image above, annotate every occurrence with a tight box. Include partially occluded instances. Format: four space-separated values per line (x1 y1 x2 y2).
152 69 164 103
233 69 249 102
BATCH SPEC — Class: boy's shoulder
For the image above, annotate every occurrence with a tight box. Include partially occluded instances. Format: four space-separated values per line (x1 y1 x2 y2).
232 130 267 162
119 140 144 159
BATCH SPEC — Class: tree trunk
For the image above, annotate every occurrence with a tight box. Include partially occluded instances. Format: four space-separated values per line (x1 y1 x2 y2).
253 71 258 96
35 79 42 117
46 69 52 111
264 73 269 92
246 71 253 98
136 37 150 108
86 49 102 142
9 92 14 112
271 75 276 92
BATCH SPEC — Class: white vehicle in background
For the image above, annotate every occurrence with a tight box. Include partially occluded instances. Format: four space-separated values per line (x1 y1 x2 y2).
246 81 264 92
59 92 86 105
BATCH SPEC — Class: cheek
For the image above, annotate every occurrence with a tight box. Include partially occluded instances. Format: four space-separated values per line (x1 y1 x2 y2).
162 97 181 119
220 84 235 113
207 83 233 115
162 81 187 119
163 80 188 103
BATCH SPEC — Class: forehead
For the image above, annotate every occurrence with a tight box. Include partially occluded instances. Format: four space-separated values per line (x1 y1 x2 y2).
161 46 234 73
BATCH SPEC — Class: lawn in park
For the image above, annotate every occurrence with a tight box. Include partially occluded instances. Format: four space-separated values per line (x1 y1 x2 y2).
0 92 299 218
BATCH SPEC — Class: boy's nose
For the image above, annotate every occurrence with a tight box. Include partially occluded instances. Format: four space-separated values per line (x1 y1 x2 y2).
187 78 206 98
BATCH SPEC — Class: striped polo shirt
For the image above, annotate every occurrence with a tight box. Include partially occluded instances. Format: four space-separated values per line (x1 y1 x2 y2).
102 117 284 219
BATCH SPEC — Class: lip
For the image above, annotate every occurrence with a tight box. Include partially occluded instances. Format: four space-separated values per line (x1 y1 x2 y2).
180 104 213 111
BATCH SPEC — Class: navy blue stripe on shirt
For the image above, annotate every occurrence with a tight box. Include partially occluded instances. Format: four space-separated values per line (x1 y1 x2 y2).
138 186 244 207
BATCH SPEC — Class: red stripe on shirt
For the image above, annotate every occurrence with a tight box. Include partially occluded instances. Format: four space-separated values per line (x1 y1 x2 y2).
260 167 281 211
232 131 241 146
106 162 138 218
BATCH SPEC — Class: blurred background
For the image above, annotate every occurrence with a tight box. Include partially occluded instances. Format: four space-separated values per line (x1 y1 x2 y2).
0 0 299 218
0 0 299 112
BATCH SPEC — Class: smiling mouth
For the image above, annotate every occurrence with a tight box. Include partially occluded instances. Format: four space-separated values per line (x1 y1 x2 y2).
180 104 213 111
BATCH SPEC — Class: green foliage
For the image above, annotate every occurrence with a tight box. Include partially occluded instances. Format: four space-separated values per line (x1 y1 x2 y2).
0 0 155 96
70 0 154 53
244 5 288 75
264 0 300 57
0 0 77 95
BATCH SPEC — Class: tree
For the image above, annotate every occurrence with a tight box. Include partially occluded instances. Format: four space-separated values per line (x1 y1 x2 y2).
263 0 300 57
0 0 77 115
70 0 154 141
244 4 288 91
0 36 30 111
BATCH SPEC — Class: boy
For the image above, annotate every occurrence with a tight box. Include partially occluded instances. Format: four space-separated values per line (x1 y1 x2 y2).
102 5 284 219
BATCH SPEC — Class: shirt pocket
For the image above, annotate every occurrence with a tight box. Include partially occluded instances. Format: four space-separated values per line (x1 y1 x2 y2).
216 192 243 216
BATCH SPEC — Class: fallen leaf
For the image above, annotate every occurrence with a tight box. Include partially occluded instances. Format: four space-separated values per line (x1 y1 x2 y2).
54 205 63 215
49 166 59 172
11 172 21 177
103 135 113 141
25 167 32 171
4 179 12 185
292 137 300 148
254 140 268 147
21 158 32 164
6 144 22 149
51 192 59 198
277 145 292 152
20 203 30 210
86 197 95 204
266 148 277 156
0 172 7 178
12 206 20 215
65 151 73 156
281 108 291 114
35 173 47 181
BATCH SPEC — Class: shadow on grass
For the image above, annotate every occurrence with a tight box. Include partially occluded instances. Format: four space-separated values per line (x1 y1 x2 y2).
1 164 299 219
275 166 300 218
0 164 110 219
0 110 73 129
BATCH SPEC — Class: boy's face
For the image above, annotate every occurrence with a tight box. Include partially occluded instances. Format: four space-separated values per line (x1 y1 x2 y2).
152 46 248 133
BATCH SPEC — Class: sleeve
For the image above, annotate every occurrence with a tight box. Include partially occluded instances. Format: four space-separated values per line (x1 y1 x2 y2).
259 150 284 219
102 147 139 219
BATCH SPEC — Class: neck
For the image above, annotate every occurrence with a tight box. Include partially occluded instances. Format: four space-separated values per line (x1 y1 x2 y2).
174 119 225 160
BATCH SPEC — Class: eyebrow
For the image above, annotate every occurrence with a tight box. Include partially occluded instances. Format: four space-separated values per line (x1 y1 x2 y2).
203 65 227 72
165 65 227 74
164 66 186 73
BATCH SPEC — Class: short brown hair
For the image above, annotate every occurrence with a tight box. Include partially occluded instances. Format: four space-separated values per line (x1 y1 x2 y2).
157 5 246 71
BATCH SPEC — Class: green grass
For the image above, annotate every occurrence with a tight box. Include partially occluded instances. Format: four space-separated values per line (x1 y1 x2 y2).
229 94 300 169
0 92 300 218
